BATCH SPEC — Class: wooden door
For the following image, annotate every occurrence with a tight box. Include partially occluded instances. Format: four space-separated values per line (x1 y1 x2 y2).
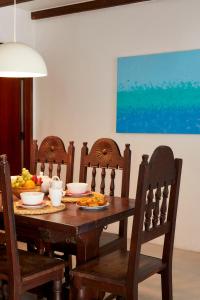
0 78 33 175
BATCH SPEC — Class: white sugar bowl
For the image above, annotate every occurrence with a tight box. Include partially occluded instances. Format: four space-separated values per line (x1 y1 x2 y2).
20 192 44 205
67 182 88 194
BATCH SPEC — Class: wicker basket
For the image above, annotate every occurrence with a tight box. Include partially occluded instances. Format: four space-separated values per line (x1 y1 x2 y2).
12 186 41 199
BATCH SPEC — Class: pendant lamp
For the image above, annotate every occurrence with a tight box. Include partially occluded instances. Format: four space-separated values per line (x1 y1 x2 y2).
0 0 47 78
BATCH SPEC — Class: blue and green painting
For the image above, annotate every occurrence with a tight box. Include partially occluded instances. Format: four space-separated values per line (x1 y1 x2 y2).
117 49 200 134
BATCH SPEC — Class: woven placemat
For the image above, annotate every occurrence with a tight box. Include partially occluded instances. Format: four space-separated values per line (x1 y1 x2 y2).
62 192 104 203
14 200 66 215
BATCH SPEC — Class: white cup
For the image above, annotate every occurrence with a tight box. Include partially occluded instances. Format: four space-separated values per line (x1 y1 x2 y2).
49 187 63 207
51 176 63 189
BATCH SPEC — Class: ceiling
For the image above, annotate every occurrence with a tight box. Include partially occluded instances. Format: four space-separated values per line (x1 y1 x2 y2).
0 0 151 19
18 0 90 11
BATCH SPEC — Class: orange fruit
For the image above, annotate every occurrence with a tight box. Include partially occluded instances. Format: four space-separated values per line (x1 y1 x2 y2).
24 180 35 189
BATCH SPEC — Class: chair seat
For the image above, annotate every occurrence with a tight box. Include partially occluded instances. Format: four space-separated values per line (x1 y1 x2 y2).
71 250 166 294
0 246 64 289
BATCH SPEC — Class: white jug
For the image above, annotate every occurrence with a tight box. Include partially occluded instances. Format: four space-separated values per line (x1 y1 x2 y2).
39 172 51 193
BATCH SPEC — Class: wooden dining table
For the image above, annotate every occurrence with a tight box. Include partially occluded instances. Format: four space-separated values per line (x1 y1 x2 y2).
0 195 135 300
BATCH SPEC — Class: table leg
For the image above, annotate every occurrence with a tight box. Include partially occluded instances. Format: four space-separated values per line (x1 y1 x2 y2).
70 227 103 300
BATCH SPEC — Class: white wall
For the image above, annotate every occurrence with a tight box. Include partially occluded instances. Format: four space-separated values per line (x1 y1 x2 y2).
31 0 200 252
0 6 33 45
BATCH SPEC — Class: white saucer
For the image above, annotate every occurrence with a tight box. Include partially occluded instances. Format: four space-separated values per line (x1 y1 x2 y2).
76 202 109 210
66 191 92 198
18 200 47 209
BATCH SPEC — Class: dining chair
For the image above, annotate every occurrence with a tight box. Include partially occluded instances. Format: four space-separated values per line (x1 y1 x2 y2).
0 154 65 300
29 136 75 282
70 145 182 300
30 135 75 186
79 138 131 255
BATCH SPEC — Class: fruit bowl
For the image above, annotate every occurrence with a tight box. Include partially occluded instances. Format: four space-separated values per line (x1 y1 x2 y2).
12 186 41 199
11 168 43 199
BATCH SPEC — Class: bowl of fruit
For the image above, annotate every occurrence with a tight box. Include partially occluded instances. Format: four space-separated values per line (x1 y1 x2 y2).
11 168 42 199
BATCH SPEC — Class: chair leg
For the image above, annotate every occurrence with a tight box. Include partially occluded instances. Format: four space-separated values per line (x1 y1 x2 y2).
2 282 8 300
63 254 72 286
119 219 128 252
7 284 20 300
161 268 173 300
126 284 138 300
69 285 78 300
0 280 3 299
98 291 105 299
53 280 62 300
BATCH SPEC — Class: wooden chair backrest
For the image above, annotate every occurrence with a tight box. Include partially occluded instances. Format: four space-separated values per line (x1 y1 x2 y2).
0 155 21 290
127 146 182 289
79 138 131 197
30 136 75 185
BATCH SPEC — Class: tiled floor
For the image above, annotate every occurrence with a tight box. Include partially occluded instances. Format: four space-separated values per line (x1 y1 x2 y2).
140 243 200 300
23 243 200 299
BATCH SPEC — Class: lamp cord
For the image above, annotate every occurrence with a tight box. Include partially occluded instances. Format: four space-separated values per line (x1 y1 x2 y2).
14 0 16 42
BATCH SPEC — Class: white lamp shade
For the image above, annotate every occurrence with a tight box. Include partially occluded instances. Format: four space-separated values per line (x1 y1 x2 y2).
0 42 47 78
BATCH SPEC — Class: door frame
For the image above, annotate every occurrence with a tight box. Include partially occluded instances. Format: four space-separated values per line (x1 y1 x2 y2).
22 78 33 170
